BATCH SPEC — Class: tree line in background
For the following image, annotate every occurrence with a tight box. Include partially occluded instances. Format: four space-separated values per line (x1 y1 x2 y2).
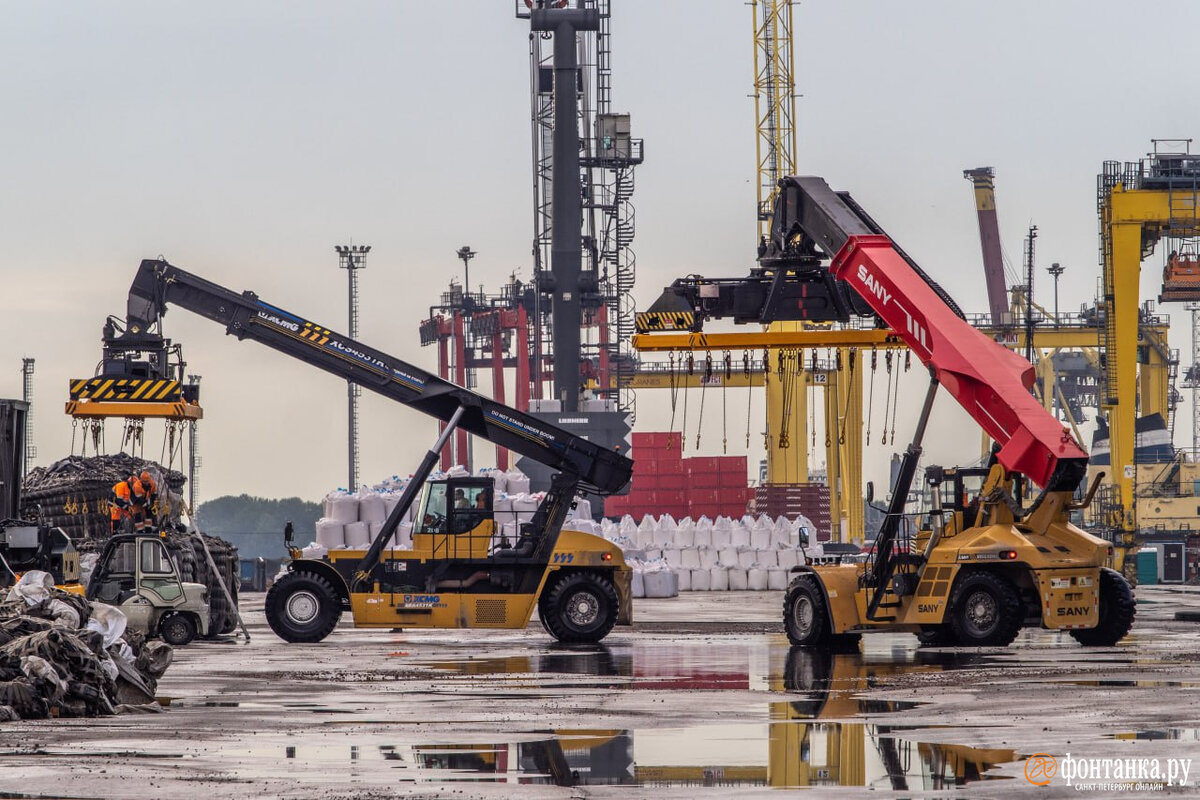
195 494 320 537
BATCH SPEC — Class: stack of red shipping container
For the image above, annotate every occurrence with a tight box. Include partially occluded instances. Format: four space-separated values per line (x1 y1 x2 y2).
604 432 754 520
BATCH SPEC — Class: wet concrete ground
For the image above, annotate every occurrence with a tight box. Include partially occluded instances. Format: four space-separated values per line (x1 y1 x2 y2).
3 587 1200 798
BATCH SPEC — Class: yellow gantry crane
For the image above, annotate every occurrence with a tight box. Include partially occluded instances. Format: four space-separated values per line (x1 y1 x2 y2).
1098 141 1200 565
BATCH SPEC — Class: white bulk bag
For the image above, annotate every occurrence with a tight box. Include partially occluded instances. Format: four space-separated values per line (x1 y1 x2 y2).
756 549 779 568
659 514 678 533
673 525 696 548
328 492 359 524
747 567 769 591
315 518 346 549
699 548 719 569
729 525 751 548
368 522 385 539
344 521 371 549
737 548 758 569
718 547 740 568
389 522 414 550
677 569 692 592
632 569 646 598
643 567 678 598
750 520 772 549
506 469 531 495
709 567 729 591
653 524 675 547
357 492 387 525
680 548 702 570
777 549 801 569
692 524 712 549
690 568 712 591
728 567 749 591
767 569 790 591
645 548 663 561
662 547 683 568
381 492 403 520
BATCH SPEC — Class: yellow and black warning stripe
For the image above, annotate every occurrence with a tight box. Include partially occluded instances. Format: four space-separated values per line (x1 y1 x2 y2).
634 310 695 333
68 377 181 402
300 322 331 344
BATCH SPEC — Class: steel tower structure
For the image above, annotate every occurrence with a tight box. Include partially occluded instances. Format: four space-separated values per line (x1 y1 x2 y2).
752 0 797 238
336 244 370 489
20 358 34 476
521 0 642 416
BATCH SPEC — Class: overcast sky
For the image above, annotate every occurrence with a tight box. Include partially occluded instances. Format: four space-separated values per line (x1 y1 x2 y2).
4 1 1199 510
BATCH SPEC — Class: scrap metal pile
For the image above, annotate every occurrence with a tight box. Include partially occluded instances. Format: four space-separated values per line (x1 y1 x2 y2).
0 572 172 720
22 453 186 541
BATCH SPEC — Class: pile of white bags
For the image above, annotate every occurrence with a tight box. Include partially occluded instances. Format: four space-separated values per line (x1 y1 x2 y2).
305 468 615 556
601 512 820 593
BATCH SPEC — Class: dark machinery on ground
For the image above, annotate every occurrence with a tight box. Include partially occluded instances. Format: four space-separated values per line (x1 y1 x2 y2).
0 518 80 591
640 176 1135 648
93 261 634 644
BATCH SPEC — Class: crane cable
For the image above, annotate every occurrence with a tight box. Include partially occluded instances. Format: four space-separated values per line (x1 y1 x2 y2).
696 353 712 449
667 351 679 449
881 351 894 446
744 350 753 448
761 349 770 449
778 349 796 449
681 351 694 453
722 351 731 454
838 348 857 445
889 355 902 445
865 348 877 446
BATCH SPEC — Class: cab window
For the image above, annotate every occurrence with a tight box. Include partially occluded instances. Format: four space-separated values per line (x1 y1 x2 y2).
140 539 173 574
448 486 492 535
109 540 136 574
417 484 449 534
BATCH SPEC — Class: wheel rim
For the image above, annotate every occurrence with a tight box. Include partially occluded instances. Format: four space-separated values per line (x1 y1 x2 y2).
793 594 815 637
286 590 320 625
565 590 600 628
164 619 186 640
963 590 998 635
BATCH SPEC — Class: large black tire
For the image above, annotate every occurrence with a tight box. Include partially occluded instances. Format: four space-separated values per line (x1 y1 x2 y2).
538 571 618 644
948 571 1023 647
159 612 196 646
916 626 958 647
783 574 832 647
1070 567 1136 647
265 571 342 643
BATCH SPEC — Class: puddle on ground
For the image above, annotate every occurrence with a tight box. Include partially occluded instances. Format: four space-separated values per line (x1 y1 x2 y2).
1110 728 1200 741
251 721 1012 790
1051 679 1200 689
413 638 988 694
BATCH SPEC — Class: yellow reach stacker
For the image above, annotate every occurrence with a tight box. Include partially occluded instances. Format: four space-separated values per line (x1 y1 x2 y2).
639 176 1136 647
81 259 634 644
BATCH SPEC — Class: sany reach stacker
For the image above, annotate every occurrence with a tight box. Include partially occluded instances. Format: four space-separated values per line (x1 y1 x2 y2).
640 176 1135 647
81 261 634 644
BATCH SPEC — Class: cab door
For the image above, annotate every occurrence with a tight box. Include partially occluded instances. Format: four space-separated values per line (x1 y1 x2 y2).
137 538 186 607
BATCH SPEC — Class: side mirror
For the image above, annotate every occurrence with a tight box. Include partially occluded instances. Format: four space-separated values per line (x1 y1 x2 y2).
799 527 810 546
284 521 294 546
865 482 875 504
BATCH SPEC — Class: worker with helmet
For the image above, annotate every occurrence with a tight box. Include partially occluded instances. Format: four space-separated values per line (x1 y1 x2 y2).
110 474 146 534
139 470 159 532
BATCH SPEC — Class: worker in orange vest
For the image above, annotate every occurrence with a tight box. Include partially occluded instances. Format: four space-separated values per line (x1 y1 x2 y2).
109 474 146 534
139 470 159 531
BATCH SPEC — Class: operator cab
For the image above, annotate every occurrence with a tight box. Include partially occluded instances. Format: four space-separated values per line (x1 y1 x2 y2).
927 466 1026 534
413 478 495 559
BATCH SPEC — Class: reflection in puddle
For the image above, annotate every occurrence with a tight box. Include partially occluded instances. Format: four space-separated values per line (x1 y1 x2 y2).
259 648 1012 789
1114 729 1200 741
268 722 1011 789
